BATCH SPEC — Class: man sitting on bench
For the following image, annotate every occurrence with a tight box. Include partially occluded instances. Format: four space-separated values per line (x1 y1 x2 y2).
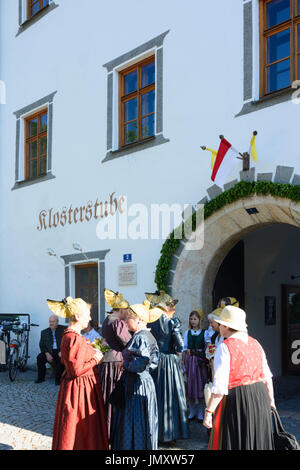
35 315 66 385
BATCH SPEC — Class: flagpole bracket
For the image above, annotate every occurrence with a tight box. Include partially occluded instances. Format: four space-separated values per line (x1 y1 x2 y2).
242 152 250 171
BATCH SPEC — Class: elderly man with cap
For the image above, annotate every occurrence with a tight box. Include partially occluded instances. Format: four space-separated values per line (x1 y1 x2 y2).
35 314 66 385
203 305 275 450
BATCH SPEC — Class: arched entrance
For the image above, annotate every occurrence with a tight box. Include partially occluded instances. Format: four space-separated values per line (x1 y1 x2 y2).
170 195 300 376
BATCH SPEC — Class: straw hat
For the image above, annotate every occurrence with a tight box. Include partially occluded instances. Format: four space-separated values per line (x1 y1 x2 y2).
216 305 248 332
104 289 129 310
47 296 89 319
207 307 223 322
129 300 163 324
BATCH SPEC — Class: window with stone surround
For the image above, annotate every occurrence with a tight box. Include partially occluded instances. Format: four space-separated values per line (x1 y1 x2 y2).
102 31 170 163
12 92 56 190
236 0 300 117
260 0 300 96
17 0 58 36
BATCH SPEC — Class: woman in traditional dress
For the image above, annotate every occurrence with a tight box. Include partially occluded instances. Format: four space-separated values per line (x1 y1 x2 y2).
205 298 239 383
99 289 132 439
205 308 224 382
110 300 161 450
183 309 208 422
146 290 189 445
203 305 275 450
47 296 109 451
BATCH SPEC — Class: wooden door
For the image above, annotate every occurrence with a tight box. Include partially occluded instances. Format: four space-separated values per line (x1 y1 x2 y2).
282 285 300 375
75 263 99 326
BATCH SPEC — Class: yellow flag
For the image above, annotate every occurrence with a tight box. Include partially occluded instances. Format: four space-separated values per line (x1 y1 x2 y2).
249 135 257 163
205 148 218 169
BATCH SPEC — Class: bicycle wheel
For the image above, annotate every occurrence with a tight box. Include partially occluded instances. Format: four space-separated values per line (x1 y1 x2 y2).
8 348 18 382
19 335 28 371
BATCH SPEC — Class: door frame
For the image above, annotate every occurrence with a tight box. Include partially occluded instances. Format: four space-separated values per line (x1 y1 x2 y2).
281 284 300 376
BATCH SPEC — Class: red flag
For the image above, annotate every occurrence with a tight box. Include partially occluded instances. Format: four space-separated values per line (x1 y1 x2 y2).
211 138 239 187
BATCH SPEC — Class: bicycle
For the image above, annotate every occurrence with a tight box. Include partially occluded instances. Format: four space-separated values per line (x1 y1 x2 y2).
0 319 21 371
8 320 39 382
0 314 38 381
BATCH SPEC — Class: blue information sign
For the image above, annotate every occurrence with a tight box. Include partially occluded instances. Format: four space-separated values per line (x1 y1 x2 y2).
123 254 132 263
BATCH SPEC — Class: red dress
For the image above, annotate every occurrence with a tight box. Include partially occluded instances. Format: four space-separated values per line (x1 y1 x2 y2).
52 329 109 450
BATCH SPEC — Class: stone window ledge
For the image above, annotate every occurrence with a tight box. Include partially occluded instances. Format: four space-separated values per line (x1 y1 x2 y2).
16 2 59 37
236 87 295 117
11 172 56 191
102 134 169 163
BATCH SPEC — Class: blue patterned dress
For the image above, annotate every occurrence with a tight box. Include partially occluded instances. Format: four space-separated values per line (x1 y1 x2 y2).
149 314 189 443
110 328 159 450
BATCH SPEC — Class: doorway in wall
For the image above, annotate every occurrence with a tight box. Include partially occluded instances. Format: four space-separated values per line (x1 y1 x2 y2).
212 240 245 310
282 285 300 376
75 263 99 326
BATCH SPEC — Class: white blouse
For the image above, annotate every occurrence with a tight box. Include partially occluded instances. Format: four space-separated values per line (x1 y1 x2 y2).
211 332 273 396
204 325 215 344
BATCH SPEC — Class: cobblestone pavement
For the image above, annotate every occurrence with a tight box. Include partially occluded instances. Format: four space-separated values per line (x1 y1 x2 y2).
0 368 299 451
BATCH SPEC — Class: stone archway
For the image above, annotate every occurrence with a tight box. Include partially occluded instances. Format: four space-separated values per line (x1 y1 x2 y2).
171 194 300 327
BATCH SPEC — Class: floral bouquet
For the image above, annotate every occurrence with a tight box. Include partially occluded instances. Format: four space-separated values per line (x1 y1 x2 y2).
206 344 217 362
207 344 217 356
91 337 111 353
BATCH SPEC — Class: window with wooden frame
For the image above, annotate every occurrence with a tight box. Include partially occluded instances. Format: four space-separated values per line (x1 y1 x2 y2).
119 56 155 148
260 0 300 96
27 0 49 19
24 109 48 180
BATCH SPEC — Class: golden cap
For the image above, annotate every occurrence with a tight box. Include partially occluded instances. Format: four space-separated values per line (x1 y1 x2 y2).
46 296 89 319
104 289 129 309
129 300 163 324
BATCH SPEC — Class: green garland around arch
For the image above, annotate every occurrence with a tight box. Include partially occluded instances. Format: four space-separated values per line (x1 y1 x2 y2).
155 180 300 292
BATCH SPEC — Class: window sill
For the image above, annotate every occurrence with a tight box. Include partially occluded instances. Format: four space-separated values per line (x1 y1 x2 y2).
11 172 56 191
102 134 169 163
16 2 59 37
236 87 295 117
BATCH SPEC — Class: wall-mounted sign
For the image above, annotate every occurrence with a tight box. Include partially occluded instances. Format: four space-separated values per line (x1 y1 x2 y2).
123 254 132 263
118 264 137 286
37 192 126 231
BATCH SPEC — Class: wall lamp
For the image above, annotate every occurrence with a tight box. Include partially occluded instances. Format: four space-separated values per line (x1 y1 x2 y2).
72 242 89 260
46 248 64 266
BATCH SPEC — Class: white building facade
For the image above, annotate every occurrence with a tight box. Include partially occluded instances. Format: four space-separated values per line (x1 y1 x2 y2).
0 0 300 376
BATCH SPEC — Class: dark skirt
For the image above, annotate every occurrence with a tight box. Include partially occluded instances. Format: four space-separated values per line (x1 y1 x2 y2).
110 371 158 450
98 361 122 439
209 381 274 450
152 353 189 443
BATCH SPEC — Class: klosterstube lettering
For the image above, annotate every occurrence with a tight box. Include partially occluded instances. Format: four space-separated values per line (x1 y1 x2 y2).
37 192 125 231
